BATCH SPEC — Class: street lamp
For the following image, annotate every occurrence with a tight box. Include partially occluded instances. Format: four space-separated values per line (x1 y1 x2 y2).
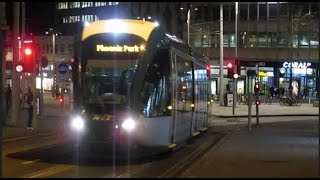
46 28 58 97
186 4 199 45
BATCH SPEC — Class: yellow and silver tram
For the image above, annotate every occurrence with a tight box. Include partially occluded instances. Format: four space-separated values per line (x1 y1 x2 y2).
70 19 212 151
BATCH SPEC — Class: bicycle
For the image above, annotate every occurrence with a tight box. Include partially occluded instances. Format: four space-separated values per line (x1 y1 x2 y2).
279 96 302 106
265 94 272 105
241 94 255 105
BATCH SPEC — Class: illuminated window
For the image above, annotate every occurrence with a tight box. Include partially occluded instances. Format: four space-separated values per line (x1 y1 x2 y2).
82 15 94 22
63 17 69 23
69 15 81 23
95 2 106 6
81 2 93 8
94 15 99 21
58 2 68 9
70 2 80 9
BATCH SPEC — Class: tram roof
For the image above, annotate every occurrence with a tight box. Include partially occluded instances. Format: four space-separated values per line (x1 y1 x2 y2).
81 19 159 41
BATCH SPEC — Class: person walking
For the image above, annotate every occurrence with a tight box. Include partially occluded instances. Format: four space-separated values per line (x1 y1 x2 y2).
5 84 12 115
25 87 34 130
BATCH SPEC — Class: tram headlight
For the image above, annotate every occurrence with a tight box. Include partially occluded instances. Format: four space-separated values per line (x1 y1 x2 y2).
71 116 84 132
121 118 136 132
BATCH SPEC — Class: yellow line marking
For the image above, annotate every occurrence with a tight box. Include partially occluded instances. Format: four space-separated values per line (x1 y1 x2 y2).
21 159 40 165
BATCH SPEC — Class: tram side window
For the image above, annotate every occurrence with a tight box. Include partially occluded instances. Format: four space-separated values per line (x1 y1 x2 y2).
141 51 171 118
176 55 193 104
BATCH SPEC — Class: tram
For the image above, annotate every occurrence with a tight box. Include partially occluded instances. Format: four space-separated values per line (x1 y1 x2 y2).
70 19 212 151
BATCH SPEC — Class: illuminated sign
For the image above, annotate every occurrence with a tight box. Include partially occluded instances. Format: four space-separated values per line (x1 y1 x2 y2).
258 71 274 77
96 44 145 53
258 71 267 77
283 62 311 68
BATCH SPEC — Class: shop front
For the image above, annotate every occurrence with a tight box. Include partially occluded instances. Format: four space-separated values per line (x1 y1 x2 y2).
240 61 317 98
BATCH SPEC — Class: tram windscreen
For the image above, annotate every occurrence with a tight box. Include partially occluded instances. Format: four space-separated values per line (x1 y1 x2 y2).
82 34 146 113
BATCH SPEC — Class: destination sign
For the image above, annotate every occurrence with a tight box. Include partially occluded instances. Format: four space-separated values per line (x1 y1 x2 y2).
96 44 145 53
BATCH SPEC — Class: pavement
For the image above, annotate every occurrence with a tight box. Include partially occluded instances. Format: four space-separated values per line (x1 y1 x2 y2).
2 94 319 142
2 93 319 178
209 100 319 117
3 93 72 142
178 116 319 178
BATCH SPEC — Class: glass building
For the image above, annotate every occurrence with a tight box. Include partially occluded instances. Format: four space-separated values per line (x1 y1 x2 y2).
54 2 319 98
181 2 319 98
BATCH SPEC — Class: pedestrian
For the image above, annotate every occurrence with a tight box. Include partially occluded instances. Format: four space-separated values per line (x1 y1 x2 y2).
269 86 274 99
5 84 12 115
25 87 34 130
303 87 308 99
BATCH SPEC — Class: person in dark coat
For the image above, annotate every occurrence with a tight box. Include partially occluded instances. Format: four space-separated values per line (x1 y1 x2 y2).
25 87 34 129
5 84 12 115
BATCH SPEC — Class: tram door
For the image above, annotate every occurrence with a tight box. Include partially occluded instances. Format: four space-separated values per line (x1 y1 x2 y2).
171 51 194 143
193 62 208 132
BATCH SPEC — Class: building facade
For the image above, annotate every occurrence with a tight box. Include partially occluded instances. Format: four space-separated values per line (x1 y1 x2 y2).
54 2 319 98
181 2 319 98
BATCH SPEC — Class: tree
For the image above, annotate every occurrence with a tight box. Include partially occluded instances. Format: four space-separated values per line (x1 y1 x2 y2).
286 4 319 99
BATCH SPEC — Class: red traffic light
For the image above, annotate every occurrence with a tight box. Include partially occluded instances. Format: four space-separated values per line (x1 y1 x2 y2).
15 64 24 73
255 99 261 105
22 39 36 73
58 96 64 103
254 83 260 93
70 57 75 63
24 48 32 55
227 62 233 69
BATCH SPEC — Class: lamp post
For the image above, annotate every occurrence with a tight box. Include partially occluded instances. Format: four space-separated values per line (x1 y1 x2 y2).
233 2 238 115
46 29 57 97
219 3 224 106
187 4 191 44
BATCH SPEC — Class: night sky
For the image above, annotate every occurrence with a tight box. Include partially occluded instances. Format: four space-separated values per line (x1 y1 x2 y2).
25 2 55 35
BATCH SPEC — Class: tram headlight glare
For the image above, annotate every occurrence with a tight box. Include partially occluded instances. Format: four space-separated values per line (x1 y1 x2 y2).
71 116 84 132
121 118 136 132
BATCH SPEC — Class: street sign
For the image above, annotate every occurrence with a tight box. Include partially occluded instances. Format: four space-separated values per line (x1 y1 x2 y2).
57 62 69 80
57 62 69 74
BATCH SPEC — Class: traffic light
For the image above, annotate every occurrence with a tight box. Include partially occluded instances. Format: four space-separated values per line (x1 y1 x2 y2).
206 64 211 78
70 57 75 63
58 95 64 104
22 38 36 73
255 99 261 105
227 61 234 79
254 83 260 93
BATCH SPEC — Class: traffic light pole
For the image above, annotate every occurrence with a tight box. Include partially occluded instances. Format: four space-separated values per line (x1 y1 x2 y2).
233 2 238 115
0 2 4 176
247 76 252 132
255 64 259 125
12 2 20 126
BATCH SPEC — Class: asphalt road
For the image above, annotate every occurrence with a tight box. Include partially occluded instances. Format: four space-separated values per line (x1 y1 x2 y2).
3 116 318 178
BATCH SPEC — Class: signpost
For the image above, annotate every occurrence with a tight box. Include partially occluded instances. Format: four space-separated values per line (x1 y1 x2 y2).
57 62 69 81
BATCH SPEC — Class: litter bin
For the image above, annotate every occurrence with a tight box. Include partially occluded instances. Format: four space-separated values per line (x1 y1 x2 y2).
224 92 233 106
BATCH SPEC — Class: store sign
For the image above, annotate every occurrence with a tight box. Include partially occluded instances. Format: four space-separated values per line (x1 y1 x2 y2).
283 62 311 69
96 44 145 53
258 71 267 77
258 71 274 77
